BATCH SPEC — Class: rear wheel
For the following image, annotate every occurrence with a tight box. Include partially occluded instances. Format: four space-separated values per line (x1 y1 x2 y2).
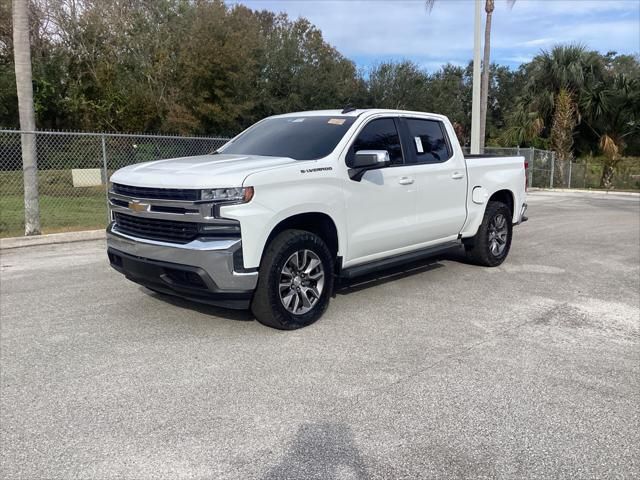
251 229 334 330
465 201 512 267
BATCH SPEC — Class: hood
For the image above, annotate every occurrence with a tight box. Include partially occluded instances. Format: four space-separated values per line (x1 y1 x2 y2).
110 154 300 189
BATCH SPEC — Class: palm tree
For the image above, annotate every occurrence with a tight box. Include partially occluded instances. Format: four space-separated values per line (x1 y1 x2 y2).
12 0 40 235
581 74 640 188
517 44 604 186
426 0 515 151
525 45 602 119
479 0 515 150
550 88 577 185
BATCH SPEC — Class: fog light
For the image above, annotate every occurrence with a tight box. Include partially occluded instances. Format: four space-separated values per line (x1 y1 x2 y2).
199 220 241 236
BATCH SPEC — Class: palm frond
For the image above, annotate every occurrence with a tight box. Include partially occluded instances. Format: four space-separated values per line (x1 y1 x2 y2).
600 134 620 160
425 0 436 13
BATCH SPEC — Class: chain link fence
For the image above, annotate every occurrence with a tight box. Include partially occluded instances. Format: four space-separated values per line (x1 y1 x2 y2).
464 146 640 191
463 146 555 188
0 130 229 237
566 159 640 190
2 132 639 237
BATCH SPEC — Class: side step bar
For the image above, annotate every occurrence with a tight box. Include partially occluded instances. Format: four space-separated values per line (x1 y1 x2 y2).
340 241 460 279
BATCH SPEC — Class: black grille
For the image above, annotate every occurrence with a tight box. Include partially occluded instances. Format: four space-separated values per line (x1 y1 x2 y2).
112 183 200 201
114 213 198 244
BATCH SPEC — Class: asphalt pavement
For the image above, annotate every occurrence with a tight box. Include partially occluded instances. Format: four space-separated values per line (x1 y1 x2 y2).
1 191 639 479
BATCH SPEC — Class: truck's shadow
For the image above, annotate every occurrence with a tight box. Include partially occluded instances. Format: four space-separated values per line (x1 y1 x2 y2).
261 422 369 480
139 245 465 321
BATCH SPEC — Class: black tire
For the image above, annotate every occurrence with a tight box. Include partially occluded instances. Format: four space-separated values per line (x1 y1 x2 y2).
464 201 513 267
251 229 334 330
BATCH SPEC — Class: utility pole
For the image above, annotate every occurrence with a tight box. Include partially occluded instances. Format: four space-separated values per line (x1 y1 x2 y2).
470 0 482 155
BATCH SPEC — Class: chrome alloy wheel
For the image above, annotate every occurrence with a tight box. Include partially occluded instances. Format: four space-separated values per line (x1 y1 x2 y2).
279 249 325 315
488 213 508 256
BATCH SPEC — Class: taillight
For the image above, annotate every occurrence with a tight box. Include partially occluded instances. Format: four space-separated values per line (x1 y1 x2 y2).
524 160 529 191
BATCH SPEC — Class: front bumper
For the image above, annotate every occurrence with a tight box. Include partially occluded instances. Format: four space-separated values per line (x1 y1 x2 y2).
107 223 258 309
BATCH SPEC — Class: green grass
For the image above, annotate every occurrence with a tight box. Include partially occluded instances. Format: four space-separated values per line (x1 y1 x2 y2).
0 194 108 238
570 156 640 190
0 169 108 237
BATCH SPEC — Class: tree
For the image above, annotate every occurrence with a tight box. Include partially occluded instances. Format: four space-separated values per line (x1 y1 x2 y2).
12 0 40 235
486 64 525 143
20 0 364 135
581 73 640 188
426 63 472 143
550 88 577 183
509 45 604 185
479 0 515 151
253 13 363 122
0 0 18 127
368 61 429 110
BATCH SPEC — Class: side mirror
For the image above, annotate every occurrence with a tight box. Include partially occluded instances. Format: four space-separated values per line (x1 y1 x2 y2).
351 150 390 168
348 150 390 181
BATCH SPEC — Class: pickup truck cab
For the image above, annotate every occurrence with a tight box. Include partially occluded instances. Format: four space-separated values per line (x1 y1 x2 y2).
107 109 527 329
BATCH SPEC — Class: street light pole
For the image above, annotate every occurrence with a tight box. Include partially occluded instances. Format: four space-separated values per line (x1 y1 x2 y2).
470 0 482 154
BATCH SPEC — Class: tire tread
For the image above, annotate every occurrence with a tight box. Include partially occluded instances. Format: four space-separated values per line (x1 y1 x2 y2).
465 201 513 267
251 229 334 330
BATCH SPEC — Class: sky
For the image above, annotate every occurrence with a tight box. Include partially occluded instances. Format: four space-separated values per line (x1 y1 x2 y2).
235 0 640 72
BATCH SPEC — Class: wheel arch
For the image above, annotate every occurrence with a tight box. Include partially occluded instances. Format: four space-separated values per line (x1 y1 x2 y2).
488 189 515 217
460 187 516 240
261 212 340 262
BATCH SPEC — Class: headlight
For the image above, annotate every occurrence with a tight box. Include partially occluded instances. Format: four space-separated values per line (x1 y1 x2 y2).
200 187 254 203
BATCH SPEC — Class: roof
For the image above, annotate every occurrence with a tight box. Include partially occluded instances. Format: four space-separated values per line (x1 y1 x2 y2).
273 109 448 121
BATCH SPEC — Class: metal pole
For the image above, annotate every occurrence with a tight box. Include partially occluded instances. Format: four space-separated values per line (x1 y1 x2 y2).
470 0 482 155
568 160 572 189
528 148 534 188
584 161 588 188
529 147 536 187
101 135 109 223
549 152 555 189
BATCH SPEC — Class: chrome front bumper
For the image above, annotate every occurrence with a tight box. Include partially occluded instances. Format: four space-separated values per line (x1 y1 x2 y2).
107 223 258 303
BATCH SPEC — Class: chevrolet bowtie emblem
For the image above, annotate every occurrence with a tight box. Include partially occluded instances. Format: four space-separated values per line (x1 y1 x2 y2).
128 201 149 213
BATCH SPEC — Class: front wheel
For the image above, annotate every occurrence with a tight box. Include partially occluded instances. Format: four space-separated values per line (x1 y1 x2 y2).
251 229 334 330
464 201 513 267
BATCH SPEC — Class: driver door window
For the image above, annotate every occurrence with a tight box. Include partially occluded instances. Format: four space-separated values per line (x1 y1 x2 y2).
348 118 404 165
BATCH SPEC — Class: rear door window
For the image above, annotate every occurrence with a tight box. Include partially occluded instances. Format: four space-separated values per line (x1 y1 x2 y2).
405 119 452 164
348 118 404 165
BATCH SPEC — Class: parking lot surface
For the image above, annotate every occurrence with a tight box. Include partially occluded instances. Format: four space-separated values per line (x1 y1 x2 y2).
1 191 639 479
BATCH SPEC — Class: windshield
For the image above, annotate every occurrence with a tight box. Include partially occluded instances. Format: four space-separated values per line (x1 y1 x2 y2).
219 116 356 160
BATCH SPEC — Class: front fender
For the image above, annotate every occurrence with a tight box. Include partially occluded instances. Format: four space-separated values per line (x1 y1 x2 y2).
220 180 346 269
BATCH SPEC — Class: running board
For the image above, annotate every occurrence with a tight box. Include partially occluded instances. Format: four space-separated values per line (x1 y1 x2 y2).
340 241 460 279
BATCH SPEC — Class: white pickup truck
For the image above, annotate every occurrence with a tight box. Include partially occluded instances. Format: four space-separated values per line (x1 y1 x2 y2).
107 109 527 329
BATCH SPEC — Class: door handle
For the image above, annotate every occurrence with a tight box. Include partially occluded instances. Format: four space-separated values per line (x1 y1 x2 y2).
451 172 465 180
398 177 414 185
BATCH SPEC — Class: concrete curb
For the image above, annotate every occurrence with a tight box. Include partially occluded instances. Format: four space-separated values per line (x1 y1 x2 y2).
0 229 106 250
528 188 640 197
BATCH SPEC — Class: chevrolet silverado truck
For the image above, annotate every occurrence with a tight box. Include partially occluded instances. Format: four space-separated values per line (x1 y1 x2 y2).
107 109 527 329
